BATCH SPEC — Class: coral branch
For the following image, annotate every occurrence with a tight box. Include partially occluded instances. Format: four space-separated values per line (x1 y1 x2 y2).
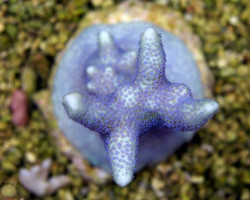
104 125 138 187
136 28 167 90
177 99 219 131
19 159 70 197
98 31 118 64
63 92 107 131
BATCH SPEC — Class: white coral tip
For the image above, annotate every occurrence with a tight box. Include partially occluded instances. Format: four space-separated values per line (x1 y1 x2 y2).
114 171 133 187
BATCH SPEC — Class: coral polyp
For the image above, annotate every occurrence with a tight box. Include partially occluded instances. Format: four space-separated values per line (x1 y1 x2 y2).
52 22 219 187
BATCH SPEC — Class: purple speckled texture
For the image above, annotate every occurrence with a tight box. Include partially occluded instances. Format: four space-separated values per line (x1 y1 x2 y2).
52 22 218 186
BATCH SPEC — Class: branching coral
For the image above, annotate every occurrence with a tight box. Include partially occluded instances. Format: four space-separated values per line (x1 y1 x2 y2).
19 159 70 196
60 27 218 186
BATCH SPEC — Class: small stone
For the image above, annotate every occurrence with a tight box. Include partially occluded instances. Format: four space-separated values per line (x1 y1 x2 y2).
10 89 29 126
189 175 204 184
201 144 214 153
21 67 37 96
217 58 227 68
229 15 239 25
2 161 16 172
58 190 74 200
156 163 173 174
0 121 8 130
25 151 37 163
0 22 5 32
241 189 250 200
91 0 103 7
1 184 17 198
226 131 237 142
151 177 165 198
81 187 89 196
91 0 113 7
155 0 169 5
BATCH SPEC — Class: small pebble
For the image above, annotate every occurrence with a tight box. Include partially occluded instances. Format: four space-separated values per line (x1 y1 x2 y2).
1 184 17 198
229 15 239 25
10 89 29 126
151 177 165 198
21 67 37 96
25 151 37 163
189 176 204 184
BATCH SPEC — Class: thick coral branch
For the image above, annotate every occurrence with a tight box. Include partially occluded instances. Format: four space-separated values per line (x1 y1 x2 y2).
136 28 167 90
104 124 138 187
176 98 219 131
62 92 107 131
98 31 118 65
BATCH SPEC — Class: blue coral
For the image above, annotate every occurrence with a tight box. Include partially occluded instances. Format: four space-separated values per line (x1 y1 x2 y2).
52 22 219 187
